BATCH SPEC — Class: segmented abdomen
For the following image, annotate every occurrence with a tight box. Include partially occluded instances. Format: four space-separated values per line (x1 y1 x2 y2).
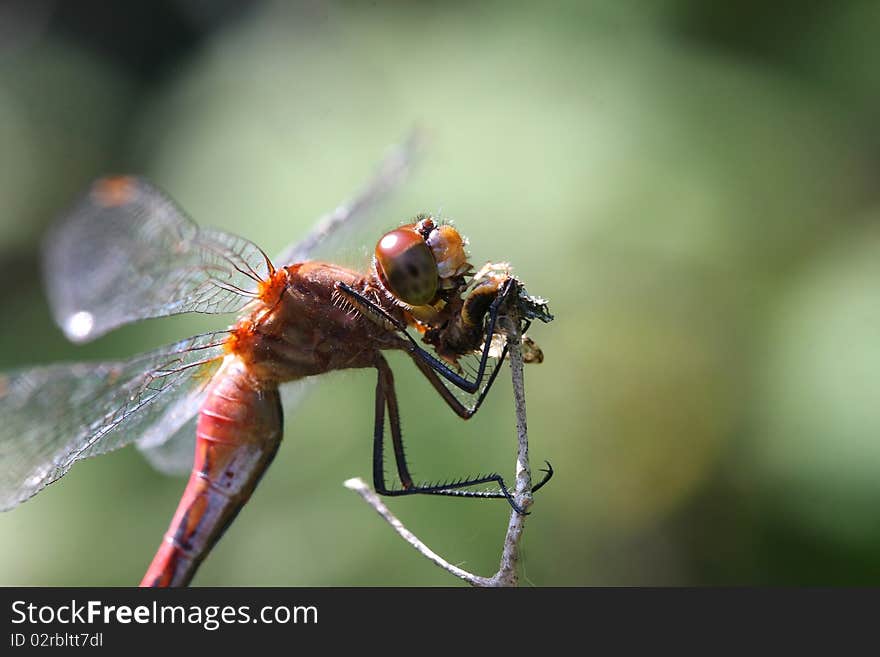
140 357 282 587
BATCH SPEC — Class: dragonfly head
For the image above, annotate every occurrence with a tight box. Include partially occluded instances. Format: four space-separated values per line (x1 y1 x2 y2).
372 215 471 311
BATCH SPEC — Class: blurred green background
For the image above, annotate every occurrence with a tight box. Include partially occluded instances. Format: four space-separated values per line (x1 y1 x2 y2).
2 0 880 586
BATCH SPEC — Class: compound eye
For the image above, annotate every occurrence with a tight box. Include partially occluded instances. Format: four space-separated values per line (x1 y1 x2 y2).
374 227 439 306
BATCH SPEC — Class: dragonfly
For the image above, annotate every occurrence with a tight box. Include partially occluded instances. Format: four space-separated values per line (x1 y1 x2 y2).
0 139 553 587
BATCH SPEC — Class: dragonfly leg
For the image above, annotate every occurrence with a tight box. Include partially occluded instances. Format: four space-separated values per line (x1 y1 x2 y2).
374 354 414 490
371 355 553 515
407 348 502 419
337 278 525 397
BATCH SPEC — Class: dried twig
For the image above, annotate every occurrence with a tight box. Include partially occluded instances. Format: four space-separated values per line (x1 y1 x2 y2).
345 293 538 587
343 478 496 586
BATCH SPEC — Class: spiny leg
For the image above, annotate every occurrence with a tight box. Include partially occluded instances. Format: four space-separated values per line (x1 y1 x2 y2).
407 352 554 494
371 355 551 515
374 354 414 489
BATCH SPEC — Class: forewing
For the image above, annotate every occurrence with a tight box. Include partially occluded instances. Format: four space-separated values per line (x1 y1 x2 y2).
44 176 271 343
0 332 227 510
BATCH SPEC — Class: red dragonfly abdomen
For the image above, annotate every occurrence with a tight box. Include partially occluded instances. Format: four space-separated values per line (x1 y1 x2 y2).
140 356 282 587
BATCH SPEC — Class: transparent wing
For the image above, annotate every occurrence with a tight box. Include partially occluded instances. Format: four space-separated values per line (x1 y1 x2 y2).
43 176 272 343
136 378 313 476
136 413 198 477
0 332 227 510
134 385 205 476
274 130 423 266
